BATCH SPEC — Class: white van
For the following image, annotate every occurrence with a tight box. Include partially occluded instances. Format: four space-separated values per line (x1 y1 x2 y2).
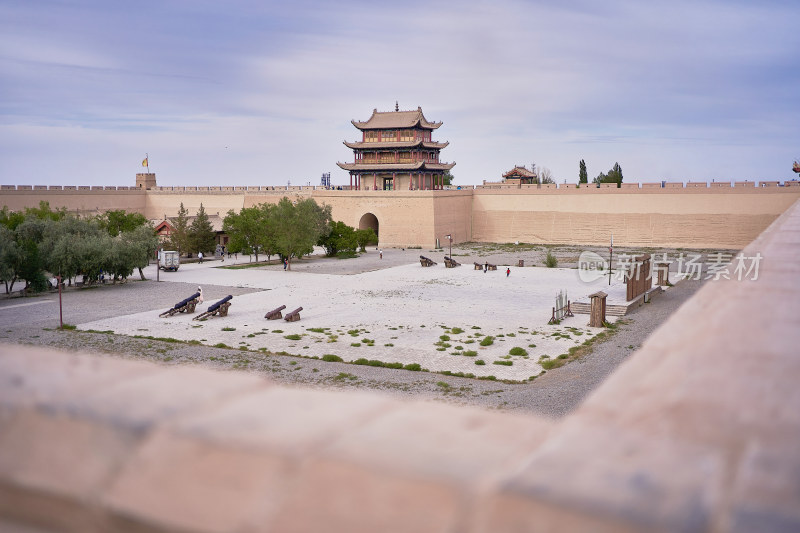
159 250 180 271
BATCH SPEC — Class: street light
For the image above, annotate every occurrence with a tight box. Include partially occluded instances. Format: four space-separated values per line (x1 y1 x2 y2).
445 234 452 258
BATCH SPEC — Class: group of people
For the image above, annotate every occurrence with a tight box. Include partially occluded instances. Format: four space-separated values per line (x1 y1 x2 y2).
482 261 511 277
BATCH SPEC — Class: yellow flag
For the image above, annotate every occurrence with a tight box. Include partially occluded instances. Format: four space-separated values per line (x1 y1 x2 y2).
142 157 148 167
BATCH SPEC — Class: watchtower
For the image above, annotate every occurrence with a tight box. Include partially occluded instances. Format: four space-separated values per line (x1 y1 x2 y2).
136 173 157 190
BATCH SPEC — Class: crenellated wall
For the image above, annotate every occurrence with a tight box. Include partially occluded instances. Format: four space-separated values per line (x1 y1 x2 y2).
2 180 799 249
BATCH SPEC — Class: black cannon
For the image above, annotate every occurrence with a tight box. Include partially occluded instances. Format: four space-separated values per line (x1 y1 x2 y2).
284 306 303 322
193 295 233 321
159 292 201 318
265 304 287 320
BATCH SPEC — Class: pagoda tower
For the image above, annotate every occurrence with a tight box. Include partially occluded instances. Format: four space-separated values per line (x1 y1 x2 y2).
337 105 455 191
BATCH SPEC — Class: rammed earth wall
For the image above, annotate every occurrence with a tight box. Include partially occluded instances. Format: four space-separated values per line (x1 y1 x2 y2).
2 182 799 249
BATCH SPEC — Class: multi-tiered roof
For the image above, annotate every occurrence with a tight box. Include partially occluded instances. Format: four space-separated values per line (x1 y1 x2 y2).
337 106 455 190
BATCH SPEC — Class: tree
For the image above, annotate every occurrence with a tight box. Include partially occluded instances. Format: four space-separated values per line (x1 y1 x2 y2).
223 204 274 262
593 162 624 187
273 197 331 270
123 225 159 280
318 221 358 257
0 225 21 293
442 171 455 186
354 228 378 252
538 167 556 184
168 203 190 255
188 203 216 255
579 159 588 184
97 210 148 237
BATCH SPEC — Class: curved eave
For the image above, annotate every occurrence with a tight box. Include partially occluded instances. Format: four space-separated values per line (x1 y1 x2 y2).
342 140 450 150
351 119 442 131
336 161 455 172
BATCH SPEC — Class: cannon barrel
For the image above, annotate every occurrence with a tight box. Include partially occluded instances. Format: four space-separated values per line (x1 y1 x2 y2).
287 306 303 316
173 292 200 310
206 295 233 313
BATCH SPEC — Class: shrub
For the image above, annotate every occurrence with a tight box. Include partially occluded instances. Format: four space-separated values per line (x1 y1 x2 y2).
213 343 231 349
545 251 558 268
475 359 486 365
222 327 236 331
450 327 464 334
509 347 528 356
463 350 478 357
350 342 362 347
284 334 302 340
480 336 495 346
493 360 513 366
322 354 343 362
403 363 422 371
439 335 450 341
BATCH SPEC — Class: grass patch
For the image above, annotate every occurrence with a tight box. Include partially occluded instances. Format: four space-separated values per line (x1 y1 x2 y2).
222 327 236 331
509 347 528 356
479 336 495 346
450 327 464 334
403 363 422 371
493 360 513 366
350 342 362 347
439 334 450 341
272 329 283 333
213 343 231 349
307 327 328 333
284 334 302 340
475 359 485 365
322 354 343 362
59 324 77 330
463 350 478 357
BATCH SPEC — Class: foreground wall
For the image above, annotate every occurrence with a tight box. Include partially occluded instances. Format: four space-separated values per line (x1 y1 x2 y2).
1 198 798 532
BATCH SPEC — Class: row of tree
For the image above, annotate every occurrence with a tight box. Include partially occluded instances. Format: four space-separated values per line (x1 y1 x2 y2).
222 198 377 267
0 203 159 293
579 159 624 186
164 203 217 257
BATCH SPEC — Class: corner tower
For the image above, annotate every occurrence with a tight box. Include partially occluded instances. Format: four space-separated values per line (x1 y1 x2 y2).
337 106 455 191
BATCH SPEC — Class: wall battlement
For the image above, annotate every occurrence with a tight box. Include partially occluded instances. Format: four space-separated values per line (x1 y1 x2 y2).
2 178 800 250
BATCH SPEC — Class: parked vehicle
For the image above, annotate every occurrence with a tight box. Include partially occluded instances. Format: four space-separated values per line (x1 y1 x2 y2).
159 250 180 271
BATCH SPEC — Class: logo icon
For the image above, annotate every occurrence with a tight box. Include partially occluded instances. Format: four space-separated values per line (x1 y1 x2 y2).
577 251 608 283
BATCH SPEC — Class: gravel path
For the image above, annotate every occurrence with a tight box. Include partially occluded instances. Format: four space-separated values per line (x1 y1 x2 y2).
0 248 706 418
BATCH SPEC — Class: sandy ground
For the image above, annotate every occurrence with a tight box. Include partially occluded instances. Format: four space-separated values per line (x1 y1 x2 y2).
78 250 642 381
0 244 710 416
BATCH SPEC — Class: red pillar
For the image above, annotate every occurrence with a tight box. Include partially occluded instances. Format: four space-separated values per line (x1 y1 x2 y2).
350 173 353 190
373 173 376 190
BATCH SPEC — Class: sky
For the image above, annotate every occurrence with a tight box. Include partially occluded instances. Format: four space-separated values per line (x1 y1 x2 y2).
1 0 798 187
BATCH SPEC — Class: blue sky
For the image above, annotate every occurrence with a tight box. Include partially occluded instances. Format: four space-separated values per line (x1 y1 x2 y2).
1 0 798 187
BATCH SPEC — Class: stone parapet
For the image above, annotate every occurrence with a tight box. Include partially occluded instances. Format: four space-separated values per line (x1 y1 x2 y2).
1 198 799 532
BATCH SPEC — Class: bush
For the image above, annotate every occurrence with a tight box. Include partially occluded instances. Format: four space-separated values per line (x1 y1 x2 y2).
480 336 494 346
508 347 528 356
403 363 422 371
284 334 302 340
439 335 450 341
463 350 478 357
545 251 558 268
475 359 485 365
322 354 343 362
450 327 464 334
493 360 513 366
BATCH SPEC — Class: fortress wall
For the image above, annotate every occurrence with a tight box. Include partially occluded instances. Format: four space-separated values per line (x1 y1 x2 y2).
0 189 146 215
432 190 474 245
471 187 800 249
311 190 438 248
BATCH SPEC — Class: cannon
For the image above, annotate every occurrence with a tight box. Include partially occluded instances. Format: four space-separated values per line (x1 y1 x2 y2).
159 292 201 318
193 295 233 321
443 256 461 268
264 304 287 320
419 255 437 267
284 307 303 322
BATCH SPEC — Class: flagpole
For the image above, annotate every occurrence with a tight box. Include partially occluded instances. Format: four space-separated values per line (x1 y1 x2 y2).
146 153 149 173
608 233 613 285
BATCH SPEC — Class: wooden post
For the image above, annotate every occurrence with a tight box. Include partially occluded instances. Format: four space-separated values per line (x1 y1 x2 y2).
589 291 607 327
656 262 670 286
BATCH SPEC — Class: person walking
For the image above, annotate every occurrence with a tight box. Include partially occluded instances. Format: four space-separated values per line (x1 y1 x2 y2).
198 251 203 264
484 262 488 273
506 267 511 277
379 249 383 259
283 258 288 271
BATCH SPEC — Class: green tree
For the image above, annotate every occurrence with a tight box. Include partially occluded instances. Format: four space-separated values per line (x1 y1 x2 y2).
123 225 159 280
168 203 190 255
442 171 455 186
593 162 624 187
14 217 49 292
318 221 358 257
188 203 217 256
579 159 588 184
97 210 148 237
354 228 378 252
274 197 331 270
224 204 271 262
0 225 21 293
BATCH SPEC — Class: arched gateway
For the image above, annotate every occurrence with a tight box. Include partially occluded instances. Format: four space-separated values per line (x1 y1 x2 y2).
359 213 379 241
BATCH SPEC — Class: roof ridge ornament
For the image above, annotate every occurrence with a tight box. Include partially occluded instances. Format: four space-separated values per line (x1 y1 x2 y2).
395 101 399 112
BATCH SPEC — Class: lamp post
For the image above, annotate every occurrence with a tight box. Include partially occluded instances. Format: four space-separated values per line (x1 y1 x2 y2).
445 234 452 258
